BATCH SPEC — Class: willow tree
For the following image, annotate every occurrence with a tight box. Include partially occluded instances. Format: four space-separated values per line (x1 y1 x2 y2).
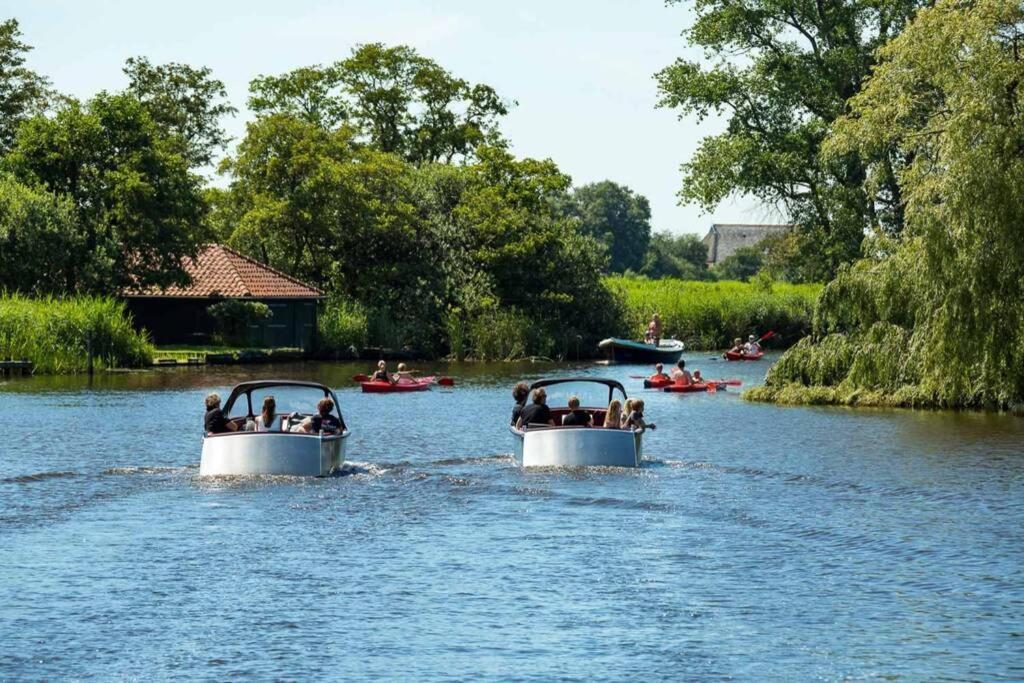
754 0 1024 409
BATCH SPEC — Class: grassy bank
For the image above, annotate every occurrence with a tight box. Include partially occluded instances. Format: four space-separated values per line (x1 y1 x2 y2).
608 277 821 350
0 294 153 373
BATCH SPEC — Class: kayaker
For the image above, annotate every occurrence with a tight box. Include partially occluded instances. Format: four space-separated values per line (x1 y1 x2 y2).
603 399 623 429
370 360 394 384
650 362 670 382
561 396 593 427
394 362 415 383
744 334 761 354
623 398 656 432
204 392 238 435
671 359 693 385
517 388 554 429
692 370 703 384
299 397 343 434
511 381 530 426
643 313 663 345
728 338 744 356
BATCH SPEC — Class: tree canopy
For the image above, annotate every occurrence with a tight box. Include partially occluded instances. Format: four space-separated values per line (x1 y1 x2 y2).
565 180 652 273
657 0 926 281
0 19 49 153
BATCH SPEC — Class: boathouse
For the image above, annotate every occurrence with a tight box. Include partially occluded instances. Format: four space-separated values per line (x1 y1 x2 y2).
702 223 793 266
124 244 324 348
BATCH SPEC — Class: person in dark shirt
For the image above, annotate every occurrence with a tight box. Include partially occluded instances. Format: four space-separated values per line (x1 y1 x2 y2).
302 397 344 434
561 395 593 427
370 359 394 384
516 387 554 429
510 381 530 425
204 392 238 434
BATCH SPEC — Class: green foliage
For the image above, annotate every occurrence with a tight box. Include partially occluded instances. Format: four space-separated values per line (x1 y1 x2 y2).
466 307 554 361
206 300 271 346
760 0 1024 410
608 276 820 350
0 19 50 153
317 298 367 352
565 180 652 273
0 293 153 373
656 0 924 281
0 175 79 293
123 56 236 168
714 246 763 281
248 43 510 163
3 92 206 292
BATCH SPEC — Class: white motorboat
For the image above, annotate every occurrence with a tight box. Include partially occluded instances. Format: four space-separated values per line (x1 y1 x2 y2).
200 380 350 477
509 378 643 468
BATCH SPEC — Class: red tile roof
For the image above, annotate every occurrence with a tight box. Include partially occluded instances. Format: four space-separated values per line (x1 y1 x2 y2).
126 244 323 299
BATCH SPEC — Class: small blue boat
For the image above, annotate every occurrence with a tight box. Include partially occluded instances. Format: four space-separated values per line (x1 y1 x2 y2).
597 337 685 364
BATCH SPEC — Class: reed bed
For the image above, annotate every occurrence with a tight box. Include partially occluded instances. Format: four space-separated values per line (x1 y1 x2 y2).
0 294 153 374
608 277 821 350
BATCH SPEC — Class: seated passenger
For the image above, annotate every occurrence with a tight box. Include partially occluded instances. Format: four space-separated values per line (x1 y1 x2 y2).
516 388 554 429
728 337 745 355
622 399 656 432
298 397 343 434
603 399 623 429
692 370 703 384
671 359 693 385
394 362 414 383
651 362 670 381
620 399 635 429
204 392 238 435
255 396 277 431
561 396 593 427
511 381 530 426
744 334 762 354
370 360 394 384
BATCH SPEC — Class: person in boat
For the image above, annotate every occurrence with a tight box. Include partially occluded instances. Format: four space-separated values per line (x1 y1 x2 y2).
516 387 554 429
671 359 693 385
370 360 394 384
298 397 343 434
604 399 623 429
511 381 530 426
728 337 745 356
623 398 656 432
204 392 238 435
561 396 593 427
643 313 663 345
692 370 703 384
255 396 277 431
744 334 762 355
394 362 415 383
650 362 670 382
620 398 635 429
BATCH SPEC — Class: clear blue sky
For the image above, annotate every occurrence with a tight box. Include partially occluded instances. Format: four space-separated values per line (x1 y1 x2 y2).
5 0 774 235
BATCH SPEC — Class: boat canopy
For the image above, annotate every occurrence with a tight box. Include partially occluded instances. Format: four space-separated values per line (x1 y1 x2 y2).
528 377 627 404
222 380 342 419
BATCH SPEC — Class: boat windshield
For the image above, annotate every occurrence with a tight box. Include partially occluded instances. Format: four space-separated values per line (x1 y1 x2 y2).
228 385 338 419
536 381 624 409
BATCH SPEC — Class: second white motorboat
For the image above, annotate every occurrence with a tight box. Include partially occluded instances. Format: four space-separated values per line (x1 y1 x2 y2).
509 378 643 468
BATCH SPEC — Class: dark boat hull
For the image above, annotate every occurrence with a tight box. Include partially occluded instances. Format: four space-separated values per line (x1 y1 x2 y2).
598 338 685 364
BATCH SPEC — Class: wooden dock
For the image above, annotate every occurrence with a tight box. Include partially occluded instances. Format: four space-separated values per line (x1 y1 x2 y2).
0 359 33 376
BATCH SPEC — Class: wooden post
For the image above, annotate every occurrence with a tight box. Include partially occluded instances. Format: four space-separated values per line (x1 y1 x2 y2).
86 333 94 376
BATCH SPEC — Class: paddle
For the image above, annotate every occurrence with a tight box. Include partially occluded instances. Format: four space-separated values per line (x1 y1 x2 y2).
437 377 455 387
352 374 370 382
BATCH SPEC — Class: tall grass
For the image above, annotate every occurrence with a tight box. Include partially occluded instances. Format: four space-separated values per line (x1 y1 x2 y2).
0 294 153 373
608 276 821 350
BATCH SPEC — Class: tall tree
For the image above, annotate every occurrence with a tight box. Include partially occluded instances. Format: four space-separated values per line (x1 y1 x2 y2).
640 232 709 279
0 174 80 293
247 43 510 163
123 57 236 168
3 93 206 292
566 181 652 273
0 19 50 153
656 0 925 280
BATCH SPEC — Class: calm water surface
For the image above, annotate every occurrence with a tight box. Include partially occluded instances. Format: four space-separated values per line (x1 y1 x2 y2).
1 356 1023 681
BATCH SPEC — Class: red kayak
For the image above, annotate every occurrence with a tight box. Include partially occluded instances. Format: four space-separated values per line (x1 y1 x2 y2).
360 376 436 393
663 381 713 393
724 351 764 361
643 375 674 389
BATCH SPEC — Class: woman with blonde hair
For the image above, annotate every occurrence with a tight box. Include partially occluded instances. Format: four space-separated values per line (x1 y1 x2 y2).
619 399 635 429
623 398 656 432
603 399 623 428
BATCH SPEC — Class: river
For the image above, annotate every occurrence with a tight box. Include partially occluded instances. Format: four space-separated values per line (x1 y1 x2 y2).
1 355 1022 680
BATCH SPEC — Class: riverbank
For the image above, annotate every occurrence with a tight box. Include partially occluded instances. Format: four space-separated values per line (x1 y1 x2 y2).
608 276 820 350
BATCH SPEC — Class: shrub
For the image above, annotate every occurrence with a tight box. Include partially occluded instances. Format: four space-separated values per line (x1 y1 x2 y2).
319 298 368 352
0 294 153 373
206 300 272 346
